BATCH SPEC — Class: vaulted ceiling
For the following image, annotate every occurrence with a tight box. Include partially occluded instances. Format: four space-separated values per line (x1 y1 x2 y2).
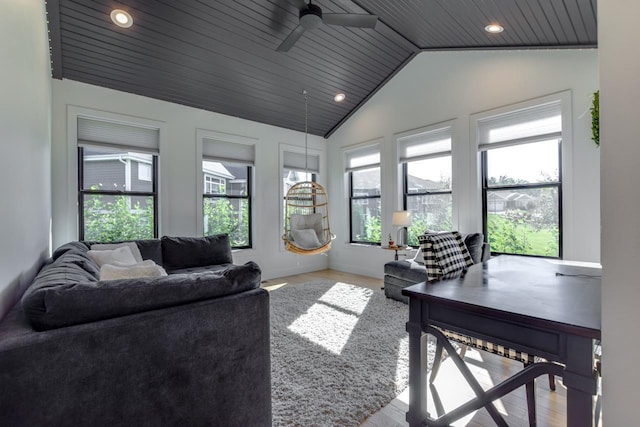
46 0 597 137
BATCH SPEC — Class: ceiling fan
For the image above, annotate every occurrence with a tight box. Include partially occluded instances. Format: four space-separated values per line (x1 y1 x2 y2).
276 0 378 52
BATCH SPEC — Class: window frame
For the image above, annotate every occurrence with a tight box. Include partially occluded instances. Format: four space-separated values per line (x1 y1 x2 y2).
402 154 453 247
202 162 253 250
349 166 382 245
480 136 563 259
77 146 159 240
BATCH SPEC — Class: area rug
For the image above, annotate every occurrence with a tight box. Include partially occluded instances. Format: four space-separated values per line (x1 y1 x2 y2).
270 280 438 426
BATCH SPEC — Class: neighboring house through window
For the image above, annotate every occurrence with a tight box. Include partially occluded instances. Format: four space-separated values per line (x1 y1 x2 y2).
201 135 254 249
345 143 381 245
477 98 564 258
77 117 159 242
397 124 453 246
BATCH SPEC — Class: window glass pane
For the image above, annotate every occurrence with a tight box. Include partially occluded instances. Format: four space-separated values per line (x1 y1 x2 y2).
406 194 453 246
486 140 559 186
82 194 154 242
82 148 153 192
351 167 381 196
203 161 248 196
204 197 250 247
486 187 559 257
406 156 451 193
283 169 315 196
351 198 381 243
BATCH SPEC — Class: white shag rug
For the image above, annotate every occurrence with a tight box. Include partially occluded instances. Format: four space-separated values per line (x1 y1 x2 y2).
270 280 438 426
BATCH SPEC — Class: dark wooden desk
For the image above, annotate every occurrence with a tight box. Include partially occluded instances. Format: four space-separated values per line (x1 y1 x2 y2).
402 255 601 426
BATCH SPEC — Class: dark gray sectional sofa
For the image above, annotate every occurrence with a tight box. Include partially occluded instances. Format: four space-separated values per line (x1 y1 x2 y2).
0 234 272 426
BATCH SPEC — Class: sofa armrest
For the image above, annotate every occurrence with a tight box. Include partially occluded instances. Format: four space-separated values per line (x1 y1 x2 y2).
0 288 272 426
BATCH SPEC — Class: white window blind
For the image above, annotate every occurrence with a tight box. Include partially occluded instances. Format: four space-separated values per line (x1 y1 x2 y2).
478 101 562 151
77 117 159 154
345 144 380 172
398 126 452 163
283 151 320 173
203 138 255 165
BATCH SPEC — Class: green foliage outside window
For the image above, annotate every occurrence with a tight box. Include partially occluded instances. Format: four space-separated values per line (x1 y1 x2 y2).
204 198 249 247
83 194 154 242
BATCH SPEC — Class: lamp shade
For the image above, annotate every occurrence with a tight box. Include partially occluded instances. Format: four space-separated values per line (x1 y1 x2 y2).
392 211 412 227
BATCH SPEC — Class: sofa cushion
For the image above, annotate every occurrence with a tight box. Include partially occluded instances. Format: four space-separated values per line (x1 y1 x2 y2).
168 263 232 275
419 231 474 279
82 239 163 266
161 234 233 272
463 233 485 264
90 242 143 263
22 261 261 331
87 246 137 267
384 260 428 284
100 260 168 281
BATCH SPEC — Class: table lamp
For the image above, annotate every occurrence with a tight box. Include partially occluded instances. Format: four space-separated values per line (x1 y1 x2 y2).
392 211 412 247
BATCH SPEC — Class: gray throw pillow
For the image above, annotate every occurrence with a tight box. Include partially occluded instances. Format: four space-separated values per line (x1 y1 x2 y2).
291 229 322 249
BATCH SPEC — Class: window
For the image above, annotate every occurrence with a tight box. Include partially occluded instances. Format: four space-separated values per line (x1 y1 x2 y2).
478 100 563 258
77 118 159 241
204 175 224 194
202 137 254 249
346 144 381 244
282 149 319 236
398 125 453 246
138 163 152 181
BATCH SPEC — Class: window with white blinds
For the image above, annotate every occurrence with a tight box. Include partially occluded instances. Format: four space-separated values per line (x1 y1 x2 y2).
399 125 453 243
77 117 160 154
398 126 452 163
345 143 381 244
478 97 564 258
202 138 255 165
344 144 380 172
77 117 159 241
477 101 562 151
201 137 254 249
283 150 320 174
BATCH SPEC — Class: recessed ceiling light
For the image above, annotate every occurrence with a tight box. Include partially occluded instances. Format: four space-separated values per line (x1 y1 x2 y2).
110 9 133 28
485 24 504 33
334 93 346 102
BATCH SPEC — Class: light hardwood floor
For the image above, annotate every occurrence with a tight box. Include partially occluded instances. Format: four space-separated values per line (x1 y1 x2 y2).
263 269 597 427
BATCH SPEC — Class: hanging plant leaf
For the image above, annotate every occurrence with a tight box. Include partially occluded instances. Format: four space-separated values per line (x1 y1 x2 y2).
591 90 599 147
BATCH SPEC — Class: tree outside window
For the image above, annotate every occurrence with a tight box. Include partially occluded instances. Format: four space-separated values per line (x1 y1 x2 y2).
79 147 157 242
203 160 251 248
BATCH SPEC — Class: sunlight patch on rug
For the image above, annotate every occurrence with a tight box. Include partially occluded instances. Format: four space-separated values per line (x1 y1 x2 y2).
287 282 373 354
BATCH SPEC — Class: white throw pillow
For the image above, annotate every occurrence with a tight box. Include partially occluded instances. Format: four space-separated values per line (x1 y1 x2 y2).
100 260 168 281
291 229 322 249
91 242 143 262
88 246 137 267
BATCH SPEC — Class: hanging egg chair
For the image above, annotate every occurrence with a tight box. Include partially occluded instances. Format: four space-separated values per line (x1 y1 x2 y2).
283 181 334 255
282 90 335 255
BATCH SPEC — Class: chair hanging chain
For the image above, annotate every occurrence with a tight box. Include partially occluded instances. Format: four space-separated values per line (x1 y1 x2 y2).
303 89 309 175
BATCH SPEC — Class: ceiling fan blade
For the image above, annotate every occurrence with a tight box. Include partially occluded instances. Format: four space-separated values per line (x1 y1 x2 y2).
291 0 308 10
276 24 306 52
322 13 378 29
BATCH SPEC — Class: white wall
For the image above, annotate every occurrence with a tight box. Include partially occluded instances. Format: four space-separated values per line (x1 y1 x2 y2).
0 0 52 320
51 80 329 279
600 0 640 423
327 49 599 277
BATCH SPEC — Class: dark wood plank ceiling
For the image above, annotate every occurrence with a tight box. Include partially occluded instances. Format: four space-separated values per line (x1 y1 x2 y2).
45 0 597 137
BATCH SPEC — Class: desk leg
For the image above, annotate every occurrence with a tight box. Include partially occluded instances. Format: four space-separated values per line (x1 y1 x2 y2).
406 299 428 427
564 335 598 426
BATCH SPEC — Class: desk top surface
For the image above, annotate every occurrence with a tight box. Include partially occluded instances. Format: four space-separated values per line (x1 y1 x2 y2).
403 255 601 338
